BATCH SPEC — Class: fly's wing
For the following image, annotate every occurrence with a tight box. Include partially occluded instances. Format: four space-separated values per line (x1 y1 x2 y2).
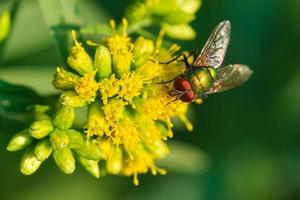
208 64 253 93
194 21 231 68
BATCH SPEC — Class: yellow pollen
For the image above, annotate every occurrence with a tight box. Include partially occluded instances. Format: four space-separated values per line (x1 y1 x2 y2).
75 72 98 103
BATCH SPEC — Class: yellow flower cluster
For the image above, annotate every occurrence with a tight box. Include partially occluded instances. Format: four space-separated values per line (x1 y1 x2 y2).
8 19 194 185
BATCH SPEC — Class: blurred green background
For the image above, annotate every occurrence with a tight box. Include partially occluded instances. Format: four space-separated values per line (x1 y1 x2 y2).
1 0 300 200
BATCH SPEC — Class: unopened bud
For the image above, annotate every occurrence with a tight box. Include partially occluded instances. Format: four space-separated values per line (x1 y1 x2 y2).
86 101 106 137
53 148 75 174
67 129 84 149
20 148 42 175
52 67 80 90
94 45 112 80
74 142 102 161
53 105 75 130
29 120 54 139
161 12 195 25
133 37 154 68
77 155 100 178
60 91 86 107
7 129 33 151
124 3 148 23
67 31 94 75
106 146 123 174
164 24 196 40
34 139 53 161
112 52 133 78
50 129 70 150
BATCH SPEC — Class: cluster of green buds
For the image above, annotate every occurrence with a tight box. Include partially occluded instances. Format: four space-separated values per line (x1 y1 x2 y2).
7 105 101 177
125 0 201 40
7 19 194 185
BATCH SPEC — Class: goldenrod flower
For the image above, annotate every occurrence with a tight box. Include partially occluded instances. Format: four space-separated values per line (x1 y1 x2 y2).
7 19 195 186
84 19 193 185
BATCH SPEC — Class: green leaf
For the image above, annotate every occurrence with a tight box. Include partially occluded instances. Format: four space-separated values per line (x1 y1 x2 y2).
37 0 82 62
157 141 210 175
0 79 44 113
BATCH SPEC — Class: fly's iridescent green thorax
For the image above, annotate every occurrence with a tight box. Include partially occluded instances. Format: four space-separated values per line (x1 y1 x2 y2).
184 67 218 97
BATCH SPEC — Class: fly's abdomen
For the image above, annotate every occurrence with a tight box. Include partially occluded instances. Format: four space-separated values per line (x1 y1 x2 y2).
185 68 215 97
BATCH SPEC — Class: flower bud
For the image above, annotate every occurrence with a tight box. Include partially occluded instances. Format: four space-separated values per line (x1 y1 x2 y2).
34 139 53 161
106 146 123 174
177 0 202 14
112 52 133 78
161 12 195 24
50 129 70 150
77 155 100 178
67 31 94 75
20 148 42 175
86 101 106 137
60 91 86 107
133 37 154 68
124 3 148 23
29 120 54 139
52 67 80 90
67 129 84 149
53 148 75 174
164 24 196 40
94 45 112 80
53 105 75 130
74 142 102 160
0 11 10 42
7 129 33 151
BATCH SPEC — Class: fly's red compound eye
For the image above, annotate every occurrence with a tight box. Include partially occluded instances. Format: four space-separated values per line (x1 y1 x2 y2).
173 76 192 92
179 90 195 102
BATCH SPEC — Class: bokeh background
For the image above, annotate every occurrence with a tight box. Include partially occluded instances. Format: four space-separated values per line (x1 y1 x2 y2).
1 0 300 200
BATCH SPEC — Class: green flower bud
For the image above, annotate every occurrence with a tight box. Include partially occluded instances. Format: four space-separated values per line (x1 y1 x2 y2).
94 45 112 80
67 31 94 75
53 105 75 130
50 129 70 150
124 3 148 23
29 120 54 139
0 11 10 42
160 12 195 24
52 67 80 90
60 91 86 107
7 129 33 151
86 101 106 137
77 155 100 178
145 140 169 159
149 0 178 15
106 146 123 174
53 148 75 174
67 129 84 149
34 139 53 161
164 24 196 40
112 52 133 78
133 37 154 68
177 0 202 14
20 148 42 175
74 142 102 161
27 105 50 113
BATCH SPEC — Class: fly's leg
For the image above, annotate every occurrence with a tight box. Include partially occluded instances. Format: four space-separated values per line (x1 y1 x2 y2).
160 53 194 69
156 75 180 84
